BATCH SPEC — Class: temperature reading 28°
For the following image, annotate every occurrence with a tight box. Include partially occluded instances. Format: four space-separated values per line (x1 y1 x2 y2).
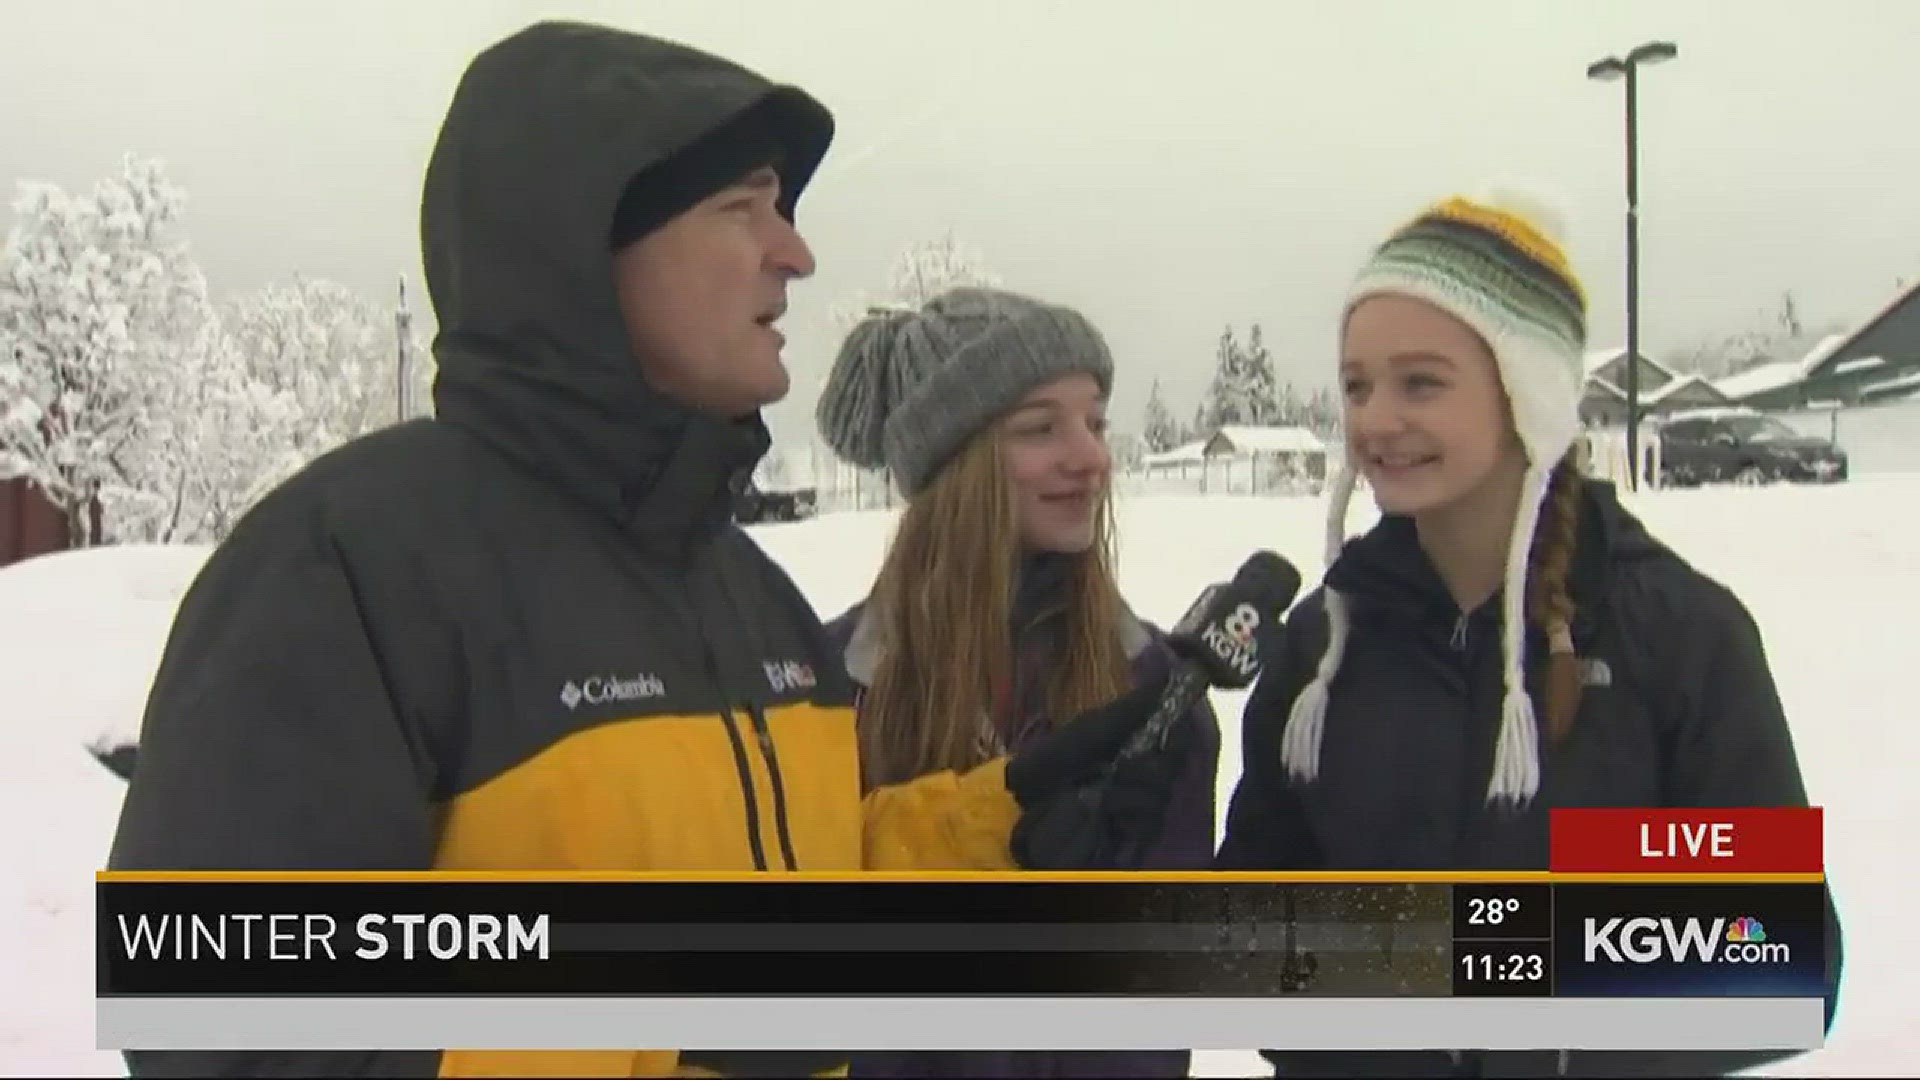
1451 884 1552 940
1467 897 1521 926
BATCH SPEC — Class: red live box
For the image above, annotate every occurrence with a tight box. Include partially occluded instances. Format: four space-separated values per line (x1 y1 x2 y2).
1549 808 1823 873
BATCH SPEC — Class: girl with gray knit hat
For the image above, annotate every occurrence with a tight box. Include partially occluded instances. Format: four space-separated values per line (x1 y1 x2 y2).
1214 189 1842 1077
816 285 1218 1080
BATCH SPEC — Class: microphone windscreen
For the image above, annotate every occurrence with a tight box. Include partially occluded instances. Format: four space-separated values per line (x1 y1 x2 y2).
1231 550 1303 612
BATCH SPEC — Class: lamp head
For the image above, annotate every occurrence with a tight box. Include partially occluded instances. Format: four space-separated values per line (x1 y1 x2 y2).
1628 41 1679 65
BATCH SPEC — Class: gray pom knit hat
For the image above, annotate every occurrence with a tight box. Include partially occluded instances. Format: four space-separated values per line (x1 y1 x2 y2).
815 286 1115 496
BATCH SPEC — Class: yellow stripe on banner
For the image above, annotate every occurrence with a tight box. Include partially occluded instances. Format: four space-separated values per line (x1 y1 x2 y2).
93 870 1826 885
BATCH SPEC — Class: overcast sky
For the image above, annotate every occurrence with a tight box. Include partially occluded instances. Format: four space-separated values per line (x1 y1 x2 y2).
4 0 1916 444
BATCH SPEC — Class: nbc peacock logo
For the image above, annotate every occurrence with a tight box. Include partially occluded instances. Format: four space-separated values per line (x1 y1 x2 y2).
1726 916 1767 944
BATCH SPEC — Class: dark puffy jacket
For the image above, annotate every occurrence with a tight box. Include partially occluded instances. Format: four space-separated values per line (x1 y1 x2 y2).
106 21 1021 1080
1217 480 1843 1078
822 555 1220 1079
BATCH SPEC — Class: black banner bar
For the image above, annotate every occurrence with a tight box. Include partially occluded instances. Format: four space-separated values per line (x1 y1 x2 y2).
98 881 1452 998
98 880 1827 1000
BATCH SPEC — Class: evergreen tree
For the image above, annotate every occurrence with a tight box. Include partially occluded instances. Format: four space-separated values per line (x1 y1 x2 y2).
1141 378 1180 452
1240 323 1282 423
1200 326 1243 430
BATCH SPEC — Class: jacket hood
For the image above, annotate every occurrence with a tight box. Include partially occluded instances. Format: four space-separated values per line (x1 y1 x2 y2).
421 21 833 537
1326 478 1666 628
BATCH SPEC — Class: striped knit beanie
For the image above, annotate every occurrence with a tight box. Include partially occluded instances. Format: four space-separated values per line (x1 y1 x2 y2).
1278 186 1589 806
815 286 1115 497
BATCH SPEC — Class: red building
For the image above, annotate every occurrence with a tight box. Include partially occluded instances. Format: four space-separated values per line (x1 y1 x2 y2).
0 475 90 569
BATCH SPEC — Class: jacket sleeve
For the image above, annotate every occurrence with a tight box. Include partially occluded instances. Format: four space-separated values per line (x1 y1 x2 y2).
107 499 444 1078
861 757 1023 870
1127 637 1222 870
1214 600 1323 871
1136 689 1222 869
1557 578 1844 1078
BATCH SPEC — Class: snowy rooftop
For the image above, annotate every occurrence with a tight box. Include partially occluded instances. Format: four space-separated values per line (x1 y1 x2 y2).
1714 360 1807 400
1861 367 1920 398
1583 347 1678 380
1644 373 1724 405
1658 405 1764 424
1141 439 1208 466
1798 332 1849 372
1582 348 1621 376
1209 425 1325 454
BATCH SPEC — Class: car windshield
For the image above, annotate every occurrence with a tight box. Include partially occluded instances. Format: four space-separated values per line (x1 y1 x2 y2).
1723 415 1801 442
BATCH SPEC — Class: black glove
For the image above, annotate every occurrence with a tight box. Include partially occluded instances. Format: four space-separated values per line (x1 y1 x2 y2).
1004 671 1199 870
1003 669 1170 808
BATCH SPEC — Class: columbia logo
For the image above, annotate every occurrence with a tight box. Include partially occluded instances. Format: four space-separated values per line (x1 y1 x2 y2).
560 673 666 710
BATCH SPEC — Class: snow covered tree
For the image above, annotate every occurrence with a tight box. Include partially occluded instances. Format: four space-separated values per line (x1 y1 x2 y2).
223 275 423 464
822 232 1002 506
1200 324 1283 430
1300 385 1341 438
1239 323 1282 423
0 155 215 547
1141 378 1180 452
108 324 307 543
1670 290 1848 379
831 231 1004 328
1196 327 1240 433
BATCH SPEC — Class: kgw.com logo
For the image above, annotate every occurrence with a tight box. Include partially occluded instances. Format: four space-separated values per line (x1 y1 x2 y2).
1583 915 1789 965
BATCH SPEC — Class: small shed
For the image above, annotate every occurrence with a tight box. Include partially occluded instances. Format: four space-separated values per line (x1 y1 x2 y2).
1201 424 1329 481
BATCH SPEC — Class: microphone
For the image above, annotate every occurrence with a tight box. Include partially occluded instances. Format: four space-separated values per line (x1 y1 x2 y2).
1117 550 1303 761
1007 551 1304 871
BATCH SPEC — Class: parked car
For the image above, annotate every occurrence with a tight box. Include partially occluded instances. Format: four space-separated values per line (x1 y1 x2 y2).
733 479 818 524
1655 408 1849 487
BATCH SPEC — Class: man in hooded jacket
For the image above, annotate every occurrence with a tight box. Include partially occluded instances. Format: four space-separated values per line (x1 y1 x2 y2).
107 20 1187 1080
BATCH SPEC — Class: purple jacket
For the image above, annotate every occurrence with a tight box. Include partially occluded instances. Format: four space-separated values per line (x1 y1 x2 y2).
821 580 1220 1079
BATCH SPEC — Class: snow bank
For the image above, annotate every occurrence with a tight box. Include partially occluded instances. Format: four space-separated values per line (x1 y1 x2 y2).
4 481 1914 1076
0 544 211 781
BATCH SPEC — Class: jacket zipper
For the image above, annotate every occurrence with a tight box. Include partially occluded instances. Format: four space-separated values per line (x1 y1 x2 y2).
682 576 773 872
687 559 806 874
748 703 801 870
1451 609 1483 861
715 704 770 871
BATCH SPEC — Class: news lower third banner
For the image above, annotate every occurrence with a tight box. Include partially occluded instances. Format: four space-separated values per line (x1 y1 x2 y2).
98 874 1827 1053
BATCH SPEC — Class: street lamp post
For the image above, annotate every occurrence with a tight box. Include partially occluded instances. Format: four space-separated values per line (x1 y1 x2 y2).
395 274 414 422
1587 41 1677 491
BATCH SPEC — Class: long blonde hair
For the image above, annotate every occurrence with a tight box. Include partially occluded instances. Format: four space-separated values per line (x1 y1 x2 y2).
859 428 1132 790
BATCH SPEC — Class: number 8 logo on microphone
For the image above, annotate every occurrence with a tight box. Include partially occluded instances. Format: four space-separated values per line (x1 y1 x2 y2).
1221 603 1260 648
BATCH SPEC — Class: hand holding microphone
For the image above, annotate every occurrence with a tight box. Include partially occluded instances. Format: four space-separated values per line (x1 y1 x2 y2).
1006 551 1302 869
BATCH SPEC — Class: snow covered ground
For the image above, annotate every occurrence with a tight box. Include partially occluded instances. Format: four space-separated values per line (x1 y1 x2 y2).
3 478 1912 1076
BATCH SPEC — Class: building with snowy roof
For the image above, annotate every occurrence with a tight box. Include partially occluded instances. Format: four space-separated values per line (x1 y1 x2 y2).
1714 281 1920 411
1576 347 1732 425
1200 424 1330 481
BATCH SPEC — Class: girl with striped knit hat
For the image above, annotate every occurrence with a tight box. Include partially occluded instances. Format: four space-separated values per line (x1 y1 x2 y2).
1215 188 1842 1077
